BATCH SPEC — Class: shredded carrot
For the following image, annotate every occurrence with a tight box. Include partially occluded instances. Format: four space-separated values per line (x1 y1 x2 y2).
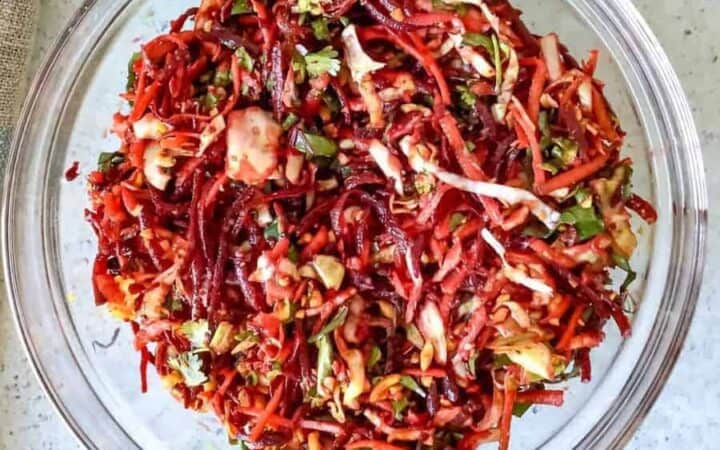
527 58 548 125
536 153 609 195
557 304 585 351
249 383 285 441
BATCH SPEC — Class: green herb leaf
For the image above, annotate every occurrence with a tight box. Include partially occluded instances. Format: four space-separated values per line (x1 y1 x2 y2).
245 370 259 386
203 92 219 109
612 253 637 292
287 244 300 263
126 52 142 91
293 131 338 158
311 17 330 40
213 70 232 87
399 375 426 398
549 138 578 166
167 352 207 387
97 152 125 173
292 51 307 84
522 222 553 238
512 402 532 417
315 335 334 393
559 205 605 241
391 397 410 420
297 0 323 15
493 353 513 368
468 351 479 379
462 33 493 52
538 110 554 151
179 320 210 348
235 47 254 72
282 112 300 131
165 296 184 312
367 345 382 369
304 46 341 77
449 212 467 232
405 324 424 349
263 219 281 241
231 0 252 15
308 306 348 343
455 84 477 110
573 187 593 208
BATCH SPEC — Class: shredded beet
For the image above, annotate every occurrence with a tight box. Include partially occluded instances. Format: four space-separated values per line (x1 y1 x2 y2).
85 0 656 448
65 161 80 181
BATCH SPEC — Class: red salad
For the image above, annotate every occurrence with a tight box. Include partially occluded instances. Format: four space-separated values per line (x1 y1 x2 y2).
84 0 657 448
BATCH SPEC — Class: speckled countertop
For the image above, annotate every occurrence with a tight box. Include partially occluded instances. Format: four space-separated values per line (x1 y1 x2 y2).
1 0 718 449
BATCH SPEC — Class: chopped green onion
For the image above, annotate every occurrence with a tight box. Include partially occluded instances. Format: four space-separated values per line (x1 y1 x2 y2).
462 33 493 52
308 306 348 343
612 253 637 292
491 34 502 92
399 375 426 398
315 335 334 393
367 345 382 369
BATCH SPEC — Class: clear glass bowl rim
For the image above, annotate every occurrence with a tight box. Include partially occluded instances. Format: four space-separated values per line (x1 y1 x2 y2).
1 0 707 449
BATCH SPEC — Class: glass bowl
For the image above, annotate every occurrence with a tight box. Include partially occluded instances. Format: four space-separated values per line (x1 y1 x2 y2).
1 0 707 449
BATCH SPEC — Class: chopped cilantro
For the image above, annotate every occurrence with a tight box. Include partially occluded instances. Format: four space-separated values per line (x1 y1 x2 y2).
231 0 252 15
559 205 605 241
235 47 254 71
512 402 532 417
304 46 341 77
282 112 300 131
213 70 232 87
179 320 210 348
612 253 637 292
263 219 281 241
311 17 330 40
168 352 207 387
456 84 477 109
392 397 410 420
203 92 218 109
97 152 125 172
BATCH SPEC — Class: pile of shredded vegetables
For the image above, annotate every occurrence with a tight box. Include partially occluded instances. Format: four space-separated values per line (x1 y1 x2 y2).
85 0 658 448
